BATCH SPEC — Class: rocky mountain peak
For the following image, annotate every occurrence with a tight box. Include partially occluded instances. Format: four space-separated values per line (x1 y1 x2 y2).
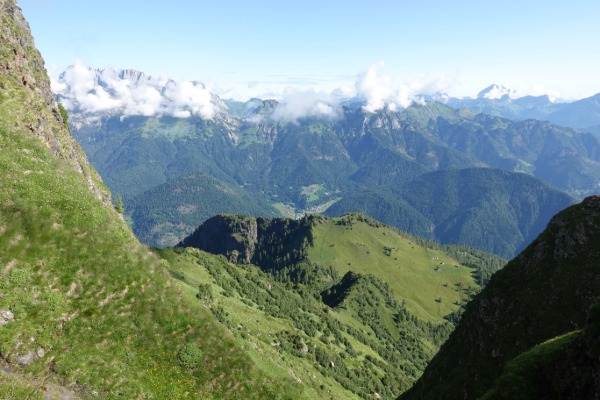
117 68 147 82
179 214 260 264
179 214 316 269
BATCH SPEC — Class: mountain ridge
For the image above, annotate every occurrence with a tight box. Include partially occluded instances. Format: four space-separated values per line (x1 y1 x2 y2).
58 67 600 204
328 167 574 258
399 195 600 399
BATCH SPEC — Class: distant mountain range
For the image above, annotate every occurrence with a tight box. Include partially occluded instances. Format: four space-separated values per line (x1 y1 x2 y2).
56 65 600 132
56 67 600 257
446 87 600 130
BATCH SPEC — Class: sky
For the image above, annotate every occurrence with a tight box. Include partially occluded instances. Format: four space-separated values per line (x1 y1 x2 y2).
18 0 600 102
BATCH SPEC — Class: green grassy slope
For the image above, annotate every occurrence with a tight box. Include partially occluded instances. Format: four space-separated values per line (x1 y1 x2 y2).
160 247 454 399
179 213 504 325
0 115 302 400
479 331 580 400
307 214 480 322
160 248 359 400
480 302 600 400
0 1 302 397
0 0 108 205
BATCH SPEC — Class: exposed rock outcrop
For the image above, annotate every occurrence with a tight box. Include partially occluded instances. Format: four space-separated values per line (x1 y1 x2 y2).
0 0 110 205
0 309 14 327
178 214 316 269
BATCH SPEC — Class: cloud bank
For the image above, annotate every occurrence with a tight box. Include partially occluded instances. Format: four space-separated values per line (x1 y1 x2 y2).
54 62 217 119
355 62 454 112
59 61 553 123
261 63 454 121
270 88 341 122
53 61 462 122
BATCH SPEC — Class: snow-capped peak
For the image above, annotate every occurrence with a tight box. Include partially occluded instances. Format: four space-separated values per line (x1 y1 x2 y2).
477 84 518 100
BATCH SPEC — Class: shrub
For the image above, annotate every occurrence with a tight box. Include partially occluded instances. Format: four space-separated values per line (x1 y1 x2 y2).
9 268 31 286
178 343 204 369
196 283 213 302
57 102 69 126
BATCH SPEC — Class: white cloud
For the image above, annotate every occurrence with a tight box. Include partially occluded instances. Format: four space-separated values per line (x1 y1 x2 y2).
57 61 218 119
357 62 394 112
55 61 469 122
355 62 455 112
163 80 215 120
235 64 456 121
125 85 163 116
270 88 342 122
513 84 561 102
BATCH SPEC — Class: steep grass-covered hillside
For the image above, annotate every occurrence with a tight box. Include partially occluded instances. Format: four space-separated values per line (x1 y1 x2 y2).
160 248 449 399
0 1 302 398
180 213 504 323
176 213 504 398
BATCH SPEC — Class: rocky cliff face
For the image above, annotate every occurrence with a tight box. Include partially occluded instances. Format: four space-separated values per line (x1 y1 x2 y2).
0 0 109 204
400 195 600 399
178 214 260 264
178 214 315 269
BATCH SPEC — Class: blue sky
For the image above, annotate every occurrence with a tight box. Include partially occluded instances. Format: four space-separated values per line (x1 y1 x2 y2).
19 0 600 100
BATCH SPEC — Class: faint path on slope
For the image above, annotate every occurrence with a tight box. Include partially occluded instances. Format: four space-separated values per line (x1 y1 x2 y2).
0 364 80 400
